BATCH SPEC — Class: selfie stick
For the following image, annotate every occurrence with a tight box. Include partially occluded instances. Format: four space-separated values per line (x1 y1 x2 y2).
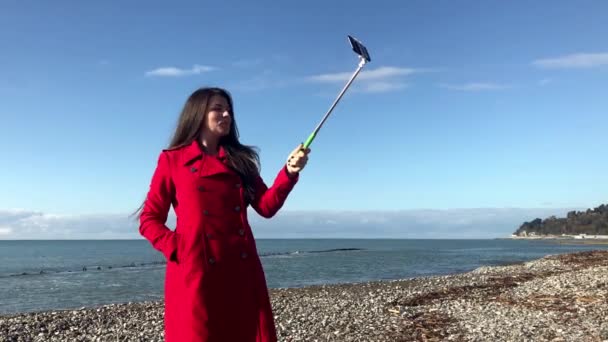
302 35 372 149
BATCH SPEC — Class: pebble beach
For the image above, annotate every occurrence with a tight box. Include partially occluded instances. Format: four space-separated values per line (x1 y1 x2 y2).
2 250 607 341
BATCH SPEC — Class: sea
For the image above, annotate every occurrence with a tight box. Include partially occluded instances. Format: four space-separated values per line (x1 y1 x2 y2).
1 239 607 315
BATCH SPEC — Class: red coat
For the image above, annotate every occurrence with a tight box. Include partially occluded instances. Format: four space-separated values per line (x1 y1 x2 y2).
139 139 299 342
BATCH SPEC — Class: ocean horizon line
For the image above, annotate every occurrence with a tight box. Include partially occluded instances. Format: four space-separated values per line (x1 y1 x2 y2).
0 237 507 241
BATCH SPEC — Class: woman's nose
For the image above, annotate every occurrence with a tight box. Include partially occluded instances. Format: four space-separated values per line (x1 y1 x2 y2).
222 110 231 117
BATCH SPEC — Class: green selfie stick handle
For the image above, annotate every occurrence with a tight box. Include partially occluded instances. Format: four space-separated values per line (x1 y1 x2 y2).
303 132 316 149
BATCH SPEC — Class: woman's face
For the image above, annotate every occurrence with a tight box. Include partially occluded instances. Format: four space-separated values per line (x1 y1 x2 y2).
203 94 232 139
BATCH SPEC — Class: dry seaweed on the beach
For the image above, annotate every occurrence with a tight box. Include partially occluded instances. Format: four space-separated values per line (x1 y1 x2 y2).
390 311 463 342
390 283 495 307
495 293 579 313
552 250 608 267
388 250 608 313
389 271 555 308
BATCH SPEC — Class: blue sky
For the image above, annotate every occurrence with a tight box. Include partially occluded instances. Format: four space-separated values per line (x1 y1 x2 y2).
1 1 607 238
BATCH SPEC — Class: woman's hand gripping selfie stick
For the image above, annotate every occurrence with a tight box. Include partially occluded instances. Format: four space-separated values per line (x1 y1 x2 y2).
302 35 372 149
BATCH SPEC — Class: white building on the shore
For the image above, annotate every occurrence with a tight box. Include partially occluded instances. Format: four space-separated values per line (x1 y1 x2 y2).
574 234 608 239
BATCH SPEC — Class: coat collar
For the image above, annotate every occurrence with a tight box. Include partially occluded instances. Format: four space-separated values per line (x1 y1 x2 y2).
182 140 203 165
182 140 227 164
182 140 233 177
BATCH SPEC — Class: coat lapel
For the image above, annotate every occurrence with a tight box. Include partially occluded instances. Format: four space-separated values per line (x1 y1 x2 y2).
199 150 234 177
180 140 235 177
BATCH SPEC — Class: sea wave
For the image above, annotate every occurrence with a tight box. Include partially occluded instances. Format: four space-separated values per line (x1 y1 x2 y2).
260 247 365 257
1 248 365 278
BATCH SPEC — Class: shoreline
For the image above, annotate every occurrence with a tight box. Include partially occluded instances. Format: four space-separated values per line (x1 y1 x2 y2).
2 250 608 341
500 236 608 245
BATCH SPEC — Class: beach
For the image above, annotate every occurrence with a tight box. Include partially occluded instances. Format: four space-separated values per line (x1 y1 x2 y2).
1 250 607 341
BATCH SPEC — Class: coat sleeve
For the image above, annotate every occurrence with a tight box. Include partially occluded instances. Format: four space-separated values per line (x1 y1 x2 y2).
250 165 299 218
139 151 177 261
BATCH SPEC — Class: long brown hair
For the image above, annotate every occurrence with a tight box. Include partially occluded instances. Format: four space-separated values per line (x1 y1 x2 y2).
133 87 261 218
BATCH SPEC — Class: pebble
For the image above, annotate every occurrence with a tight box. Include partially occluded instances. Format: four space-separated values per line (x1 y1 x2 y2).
1 250 607 341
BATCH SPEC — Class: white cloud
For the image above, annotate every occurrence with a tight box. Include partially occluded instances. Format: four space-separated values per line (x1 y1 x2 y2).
144 64 216 77
308 66 417 83
232 58 263 68
532 52 608 69
307 66 421 94
439 82 510 91
229 70 291 92
0 209 144 239
245 207 578 239
355 81 407 93
0 207 580 240
538 78 552 86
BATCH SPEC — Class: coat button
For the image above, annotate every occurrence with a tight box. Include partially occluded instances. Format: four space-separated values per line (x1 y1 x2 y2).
234 206 241 212
235 183 241 189
238 229 245 236
203 210 209 216
191 167 197 173
206 233 213 238
208 257 215 264
197 185 205 191
241 252 248 259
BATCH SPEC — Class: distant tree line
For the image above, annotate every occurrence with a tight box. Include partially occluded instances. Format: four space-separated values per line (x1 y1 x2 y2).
514 204 608 236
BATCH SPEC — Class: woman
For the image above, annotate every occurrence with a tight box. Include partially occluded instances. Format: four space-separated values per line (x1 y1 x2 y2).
138 87 310 341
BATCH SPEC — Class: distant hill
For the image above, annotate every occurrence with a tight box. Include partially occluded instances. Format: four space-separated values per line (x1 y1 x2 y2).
514 204 608 236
